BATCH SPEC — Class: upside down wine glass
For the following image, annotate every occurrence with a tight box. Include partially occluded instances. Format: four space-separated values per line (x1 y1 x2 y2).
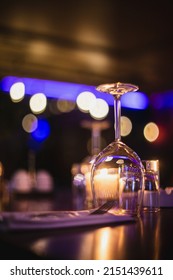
90 82 144 216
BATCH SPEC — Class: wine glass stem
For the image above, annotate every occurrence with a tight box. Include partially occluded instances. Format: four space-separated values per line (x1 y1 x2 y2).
114 96 121 141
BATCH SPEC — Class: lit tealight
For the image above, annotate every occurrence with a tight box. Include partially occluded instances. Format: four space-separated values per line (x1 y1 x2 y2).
29 93 47 114
94 168 119 200
10 82 25 102
144 122 159 142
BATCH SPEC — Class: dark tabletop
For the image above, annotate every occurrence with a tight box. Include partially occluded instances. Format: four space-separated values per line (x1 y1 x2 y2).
0 192 173 260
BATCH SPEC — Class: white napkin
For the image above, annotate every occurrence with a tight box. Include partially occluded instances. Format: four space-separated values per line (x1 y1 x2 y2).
0 210 135 232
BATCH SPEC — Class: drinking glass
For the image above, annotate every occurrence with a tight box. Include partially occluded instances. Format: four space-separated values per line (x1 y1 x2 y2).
91 82 144 216
142 160 160 212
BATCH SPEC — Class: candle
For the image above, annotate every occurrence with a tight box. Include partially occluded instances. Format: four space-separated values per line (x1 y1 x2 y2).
94 168 119 200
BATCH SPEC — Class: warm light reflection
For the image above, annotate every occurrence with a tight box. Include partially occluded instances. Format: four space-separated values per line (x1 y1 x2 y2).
30 239 50 256
76 91 96 112
76 225 128 259
94 228 111 259
10 82 25 102
89 98 109 120
93 226 125 259
22 114 38 133
121 116 132 136
76 233 95 259
105 156 114 162
154 215 160 259
143 122 159 142
29 93 47 114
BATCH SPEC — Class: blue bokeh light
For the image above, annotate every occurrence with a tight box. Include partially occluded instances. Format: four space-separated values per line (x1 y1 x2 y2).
150 90 173 109
1 76 148 110
31 119 50 142
121 91 149 109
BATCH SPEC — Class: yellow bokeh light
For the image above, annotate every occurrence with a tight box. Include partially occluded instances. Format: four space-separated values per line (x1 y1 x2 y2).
121 116 132 136
89 98 109 120
57 99 75 113
22 114 38 133
10 82 25 102
76 91 96 112
144 122 159 142
29 93 47 114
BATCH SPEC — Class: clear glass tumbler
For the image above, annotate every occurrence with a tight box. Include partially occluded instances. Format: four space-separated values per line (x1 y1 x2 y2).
142 160 160 212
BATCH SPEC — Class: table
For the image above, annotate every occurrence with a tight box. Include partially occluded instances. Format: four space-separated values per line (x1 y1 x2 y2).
0 191 173 260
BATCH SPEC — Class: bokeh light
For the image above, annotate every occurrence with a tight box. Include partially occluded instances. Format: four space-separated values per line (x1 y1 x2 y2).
29 93 47 114
150 91 173 109
89 98 109 120
121 116 132 136
2 76 149 110
121 91 148 109
22 114 38 133
57 99 75 113
143 122 159 142
31 119 50 142
76 91 96 112
9 82 25 102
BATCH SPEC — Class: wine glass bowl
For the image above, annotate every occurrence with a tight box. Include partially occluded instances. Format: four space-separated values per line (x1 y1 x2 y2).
91 82 144 216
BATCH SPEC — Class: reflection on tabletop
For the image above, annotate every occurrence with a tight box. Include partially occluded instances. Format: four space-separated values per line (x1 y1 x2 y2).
5 212 161 260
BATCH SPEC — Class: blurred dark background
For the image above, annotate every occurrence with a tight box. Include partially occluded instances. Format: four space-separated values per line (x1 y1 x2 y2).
0 0 173 188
